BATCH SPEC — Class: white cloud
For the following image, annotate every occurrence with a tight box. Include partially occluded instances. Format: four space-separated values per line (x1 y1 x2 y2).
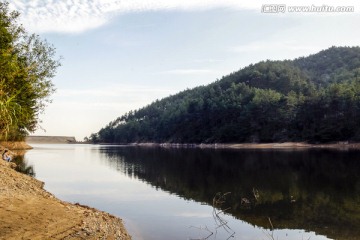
192 58 224 63
56 85 173 97
159 69 217 75
232 42 320 54
34 85 175 139
51 85 175 113
10 0 108 33
10 0 359 34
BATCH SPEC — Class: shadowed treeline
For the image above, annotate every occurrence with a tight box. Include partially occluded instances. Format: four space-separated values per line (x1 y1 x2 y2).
100 146 360 240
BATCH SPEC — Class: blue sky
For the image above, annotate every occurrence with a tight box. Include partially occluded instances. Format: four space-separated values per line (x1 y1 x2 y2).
9 0 360 140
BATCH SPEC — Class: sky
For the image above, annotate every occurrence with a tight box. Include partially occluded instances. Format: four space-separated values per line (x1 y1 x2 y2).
9 0 360 141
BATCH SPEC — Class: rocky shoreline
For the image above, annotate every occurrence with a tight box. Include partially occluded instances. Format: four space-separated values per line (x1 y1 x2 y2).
129 141 360 150
0 143 131 240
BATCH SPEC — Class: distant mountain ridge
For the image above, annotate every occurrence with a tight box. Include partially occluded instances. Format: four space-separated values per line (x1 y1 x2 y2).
90 46 360 144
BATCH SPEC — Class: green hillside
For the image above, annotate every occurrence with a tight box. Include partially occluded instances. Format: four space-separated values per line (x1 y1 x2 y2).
90 46 360 144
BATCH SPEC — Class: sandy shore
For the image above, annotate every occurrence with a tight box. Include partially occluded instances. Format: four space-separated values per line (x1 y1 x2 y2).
0 153 131 239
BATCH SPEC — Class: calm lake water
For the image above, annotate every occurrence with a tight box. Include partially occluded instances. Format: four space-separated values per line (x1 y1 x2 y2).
20 144 360 240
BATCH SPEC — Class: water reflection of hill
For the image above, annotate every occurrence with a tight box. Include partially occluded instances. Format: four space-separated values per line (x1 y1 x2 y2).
101 147 360 240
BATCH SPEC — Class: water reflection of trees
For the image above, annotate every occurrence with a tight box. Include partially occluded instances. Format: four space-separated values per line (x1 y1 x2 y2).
12 155 35 177
101 147 360 240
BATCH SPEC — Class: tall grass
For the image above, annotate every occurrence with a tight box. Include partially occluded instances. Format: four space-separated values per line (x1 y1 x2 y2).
0 87 24 140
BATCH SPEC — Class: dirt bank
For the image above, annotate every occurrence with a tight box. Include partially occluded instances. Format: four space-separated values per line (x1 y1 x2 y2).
0 160 131 240
0 141 32 150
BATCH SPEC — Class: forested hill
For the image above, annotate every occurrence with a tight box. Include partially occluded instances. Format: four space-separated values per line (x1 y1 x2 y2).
90 46 360 144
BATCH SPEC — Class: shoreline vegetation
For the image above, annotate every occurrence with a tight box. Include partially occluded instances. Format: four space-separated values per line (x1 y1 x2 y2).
25 135 360 150
0 142 131 240
115 141 360 150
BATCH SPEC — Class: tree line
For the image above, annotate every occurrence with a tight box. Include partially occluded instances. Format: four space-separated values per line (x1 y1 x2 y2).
0 1 59 141
91 46 360 144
